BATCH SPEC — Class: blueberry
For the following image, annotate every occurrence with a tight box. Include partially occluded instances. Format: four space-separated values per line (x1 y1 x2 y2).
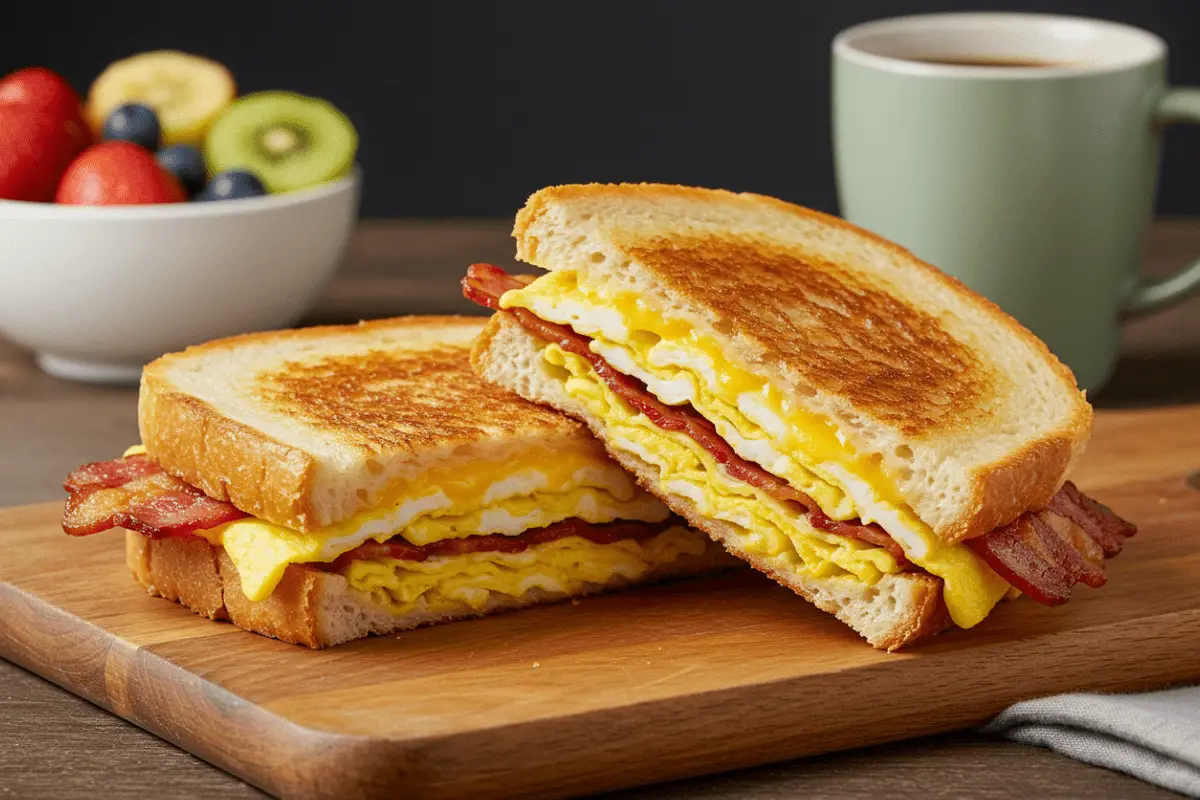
194 169 267 201
156 145 207 196
102 103 161 151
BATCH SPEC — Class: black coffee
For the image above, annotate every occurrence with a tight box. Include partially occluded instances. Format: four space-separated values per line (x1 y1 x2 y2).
907 55 1069 68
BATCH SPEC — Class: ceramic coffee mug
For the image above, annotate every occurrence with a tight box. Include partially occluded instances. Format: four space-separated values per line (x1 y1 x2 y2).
833 13 1200 393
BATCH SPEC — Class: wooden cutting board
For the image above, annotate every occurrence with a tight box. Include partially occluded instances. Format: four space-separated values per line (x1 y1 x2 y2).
2 406 1199 800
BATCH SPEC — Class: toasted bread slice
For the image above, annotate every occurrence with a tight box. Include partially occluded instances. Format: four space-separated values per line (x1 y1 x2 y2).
125 529 735 648
473 312 951 649
138 316 600 532
510 183 1091 543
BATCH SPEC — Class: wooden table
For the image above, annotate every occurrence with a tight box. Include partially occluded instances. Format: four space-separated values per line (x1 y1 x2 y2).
3 220 1199 800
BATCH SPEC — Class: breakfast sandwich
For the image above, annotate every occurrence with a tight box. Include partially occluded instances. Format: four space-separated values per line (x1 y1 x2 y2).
61 316 735 647
462 183 1136 650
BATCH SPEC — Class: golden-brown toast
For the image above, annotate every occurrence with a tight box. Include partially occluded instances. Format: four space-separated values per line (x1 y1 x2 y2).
510 183 1092 543
138 316 597 532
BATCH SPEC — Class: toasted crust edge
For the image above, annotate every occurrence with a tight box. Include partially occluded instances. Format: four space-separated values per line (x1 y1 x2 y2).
138 382 318 531
137 316 491 532
511 183 1093 543
125 529 734 648
946 428 1086 544
473 313 952 650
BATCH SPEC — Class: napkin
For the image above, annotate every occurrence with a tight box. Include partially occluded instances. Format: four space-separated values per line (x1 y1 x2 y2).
982 686 1200 797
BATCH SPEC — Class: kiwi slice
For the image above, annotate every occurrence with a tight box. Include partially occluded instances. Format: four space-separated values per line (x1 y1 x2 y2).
204 91 357 193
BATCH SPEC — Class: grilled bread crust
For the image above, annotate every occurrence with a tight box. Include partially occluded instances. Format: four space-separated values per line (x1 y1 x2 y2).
473 312 952 650
138 316 599 532
509 184 1092 544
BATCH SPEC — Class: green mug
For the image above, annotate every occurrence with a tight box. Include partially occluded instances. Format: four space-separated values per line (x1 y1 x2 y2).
833 13 1200 393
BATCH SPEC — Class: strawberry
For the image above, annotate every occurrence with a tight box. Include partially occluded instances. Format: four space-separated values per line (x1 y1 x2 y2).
0 104 87 201
0 67 92 151
55 141 186 205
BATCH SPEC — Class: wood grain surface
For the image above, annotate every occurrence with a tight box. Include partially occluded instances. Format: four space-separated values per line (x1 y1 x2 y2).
1 405 1198 800
0 660 1175 800
3 220 1199 799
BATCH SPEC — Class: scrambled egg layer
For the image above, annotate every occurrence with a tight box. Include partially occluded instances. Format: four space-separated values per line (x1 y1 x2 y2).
543 345 900 584
344 525 710 616
502 271 1011 628
127 444 669 602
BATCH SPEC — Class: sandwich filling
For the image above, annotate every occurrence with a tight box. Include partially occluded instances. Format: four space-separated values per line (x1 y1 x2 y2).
463 264 1136 630
336 520 709 615
63 443 719 616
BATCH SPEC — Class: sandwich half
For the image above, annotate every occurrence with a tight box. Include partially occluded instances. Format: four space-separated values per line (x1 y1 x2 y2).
463 183 1137 650
62 315 734 647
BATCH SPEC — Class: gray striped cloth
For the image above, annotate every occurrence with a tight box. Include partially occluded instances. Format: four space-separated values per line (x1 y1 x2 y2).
981 686 1200 797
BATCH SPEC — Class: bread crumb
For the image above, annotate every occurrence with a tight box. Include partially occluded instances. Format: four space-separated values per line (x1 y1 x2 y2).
532 662 540 668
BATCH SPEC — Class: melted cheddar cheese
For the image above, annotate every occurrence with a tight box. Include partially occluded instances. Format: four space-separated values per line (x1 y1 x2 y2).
501 271 1011 628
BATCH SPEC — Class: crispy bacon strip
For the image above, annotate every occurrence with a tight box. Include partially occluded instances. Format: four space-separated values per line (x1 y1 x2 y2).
64 453 161 491
966 483 1134 605
463 263 1138 607
329 518 678 571
462 263 533 309
1048 481 1137 557
62 455 248 538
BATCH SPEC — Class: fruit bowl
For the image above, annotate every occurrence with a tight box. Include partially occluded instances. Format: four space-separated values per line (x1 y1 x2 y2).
0 169 359 383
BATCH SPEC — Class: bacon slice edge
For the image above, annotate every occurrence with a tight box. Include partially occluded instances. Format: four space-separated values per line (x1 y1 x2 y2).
63 456 249 538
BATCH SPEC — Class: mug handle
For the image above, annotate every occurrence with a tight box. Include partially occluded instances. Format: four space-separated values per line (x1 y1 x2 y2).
1122 88 1200 318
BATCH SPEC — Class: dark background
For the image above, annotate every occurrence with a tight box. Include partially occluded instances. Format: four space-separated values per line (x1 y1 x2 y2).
4 1 1200 217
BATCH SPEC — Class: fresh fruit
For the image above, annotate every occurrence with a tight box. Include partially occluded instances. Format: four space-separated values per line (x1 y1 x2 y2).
102 103 161 150
0 67 92 151
55 142 186 205
204 91 356 194
0 67 78 113
194 169 266 201
156 144 207 195
0 104 89 201
87 51 235 147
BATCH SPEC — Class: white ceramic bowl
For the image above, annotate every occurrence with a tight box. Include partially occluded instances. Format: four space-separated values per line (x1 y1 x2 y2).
0 170 360 383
